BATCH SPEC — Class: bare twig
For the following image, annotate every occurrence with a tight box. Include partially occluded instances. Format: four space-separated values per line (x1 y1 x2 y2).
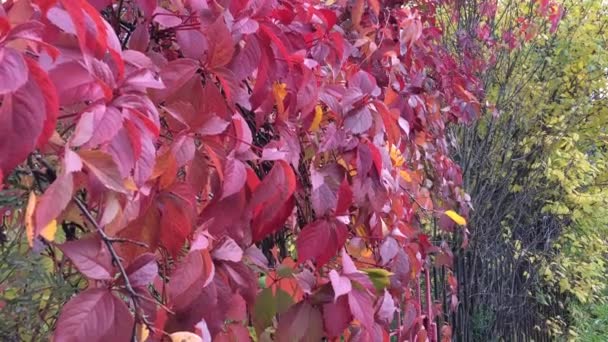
72 196 155 340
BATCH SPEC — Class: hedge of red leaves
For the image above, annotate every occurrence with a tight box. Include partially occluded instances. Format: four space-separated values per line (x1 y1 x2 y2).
0 0 561 341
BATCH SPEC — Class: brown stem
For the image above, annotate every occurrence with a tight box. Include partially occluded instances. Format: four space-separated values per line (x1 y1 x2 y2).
72 196 154 339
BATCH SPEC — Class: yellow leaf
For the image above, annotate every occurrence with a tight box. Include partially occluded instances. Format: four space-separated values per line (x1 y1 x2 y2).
346 238 372 258
124 177 138 191
389 145 405 167
354 224 367 237
170 331 202 342
310 105 323 132
40 220 58 242
272 82 287 115
445 210 467 225
137 324 150 342
399 170 412 182
25 192 37 247
337 158 357 176
361 248 373 258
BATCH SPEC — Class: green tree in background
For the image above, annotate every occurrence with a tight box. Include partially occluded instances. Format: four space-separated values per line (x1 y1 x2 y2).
445 0 608 339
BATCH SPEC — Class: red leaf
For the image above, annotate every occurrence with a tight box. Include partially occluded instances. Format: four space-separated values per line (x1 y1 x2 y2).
0 68 47 175
59 0 108 58
79 150 127 193
34 172 73 233
322 295 352 338
59 235 114 280
296 219 347 268
168 249 215 310
206 16 235 69
150 59 199 102
24 58 59 147
215 324 250 342
158 186 195 257
259 23 291 65
336 177 353 215
54 289 134 341
123 119 142 159
250 160 297 242
225 293 247 322
374 102 400 146
276 301 324 342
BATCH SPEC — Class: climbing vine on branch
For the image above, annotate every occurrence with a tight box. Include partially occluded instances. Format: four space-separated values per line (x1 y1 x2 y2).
0 0 559 340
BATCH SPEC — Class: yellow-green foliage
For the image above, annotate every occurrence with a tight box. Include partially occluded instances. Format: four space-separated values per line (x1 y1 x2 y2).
502 0 608 336
472 0 608 337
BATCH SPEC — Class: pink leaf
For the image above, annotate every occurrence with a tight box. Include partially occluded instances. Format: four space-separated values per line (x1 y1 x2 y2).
54 289 133 341
125 253 158 287
348 289 374 332
59 235 114 280
195 319 212 342
221 159 246 199
128 23 150 52
380 236 399 266
135 0 156 18
341 248 358 275
329 269 352 301
212 237 243 262
64 149 83 173
176 29 208 60
153 8 182 28
344 107 372 134
377 290 396 324
293 269 316 294
0 48 27 94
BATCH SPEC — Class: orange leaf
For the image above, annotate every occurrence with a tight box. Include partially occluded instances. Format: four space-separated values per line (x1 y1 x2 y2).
25 192 37 247
368 0 380 16
273 82 287 117
352 0 365 30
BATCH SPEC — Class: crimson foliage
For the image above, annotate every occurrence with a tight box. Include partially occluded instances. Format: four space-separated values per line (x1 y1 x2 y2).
0 0 561 341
